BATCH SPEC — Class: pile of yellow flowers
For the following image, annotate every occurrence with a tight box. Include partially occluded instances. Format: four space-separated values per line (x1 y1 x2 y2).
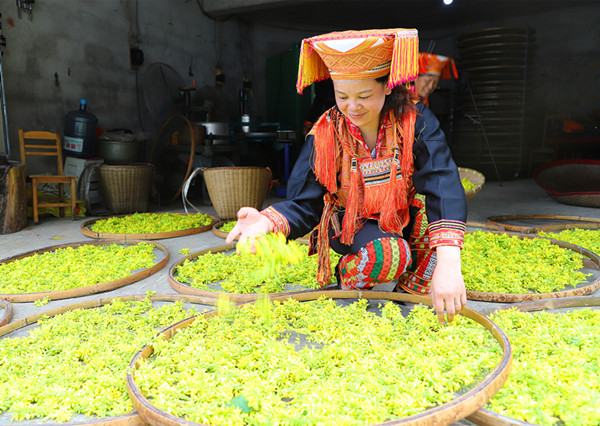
135 299 501 425
90 212 213 234
218 220 237 233
487 308 600 425
461 177 477 191
462 231 591 293
0 294 199 422
0 243 156 293
538 228 600 256
175 236 340 293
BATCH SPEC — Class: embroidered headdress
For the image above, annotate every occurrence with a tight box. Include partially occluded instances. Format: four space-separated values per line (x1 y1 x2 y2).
297 28 419 94
418 52 459 79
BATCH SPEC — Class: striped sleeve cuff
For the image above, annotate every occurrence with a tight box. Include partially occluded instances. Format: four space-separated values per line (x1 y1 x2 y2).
260 206 291 237
427 219 466 249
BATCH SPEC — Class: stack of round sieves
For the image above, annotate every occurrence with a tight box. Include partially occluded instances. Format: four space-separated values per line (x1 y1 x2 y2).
452 26 535 181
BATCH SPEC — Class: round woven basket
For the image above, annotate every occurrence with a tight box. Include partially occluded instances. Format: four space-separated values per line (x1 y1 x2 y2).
203 167 271 220
99 164 154 214
458 167 485 201
126 291 513 426
533 159 600 208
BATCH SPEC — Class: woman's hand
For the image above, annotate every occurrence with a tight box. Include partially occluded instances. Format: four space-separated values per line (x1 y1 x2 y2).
226 207 273 248
430 246 467 324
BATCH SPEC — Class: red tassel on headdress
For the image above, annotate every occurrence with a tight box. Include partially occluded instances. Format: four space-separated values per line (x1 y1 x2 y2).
340 157 360 245
441 58 459 80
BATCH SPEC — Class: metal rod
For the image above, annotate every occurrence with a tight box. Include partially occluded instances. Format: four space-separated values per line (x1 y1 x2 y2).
0 14 9 158
466 79 503 185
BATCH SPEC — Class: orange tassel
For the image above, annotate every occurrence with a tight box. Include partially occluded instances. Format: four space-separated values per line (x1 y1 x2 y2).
441 58 459 80
312 112 338 193
389 30 419 88
380 147 405 233
316 194 335 286
400 112 416 180
296 40 331 94
340 157 359 245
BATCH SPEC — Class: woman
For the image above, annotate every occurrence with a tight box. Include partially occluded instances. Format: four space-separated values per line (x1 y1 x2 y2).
411 52 459 106
227 29 467 323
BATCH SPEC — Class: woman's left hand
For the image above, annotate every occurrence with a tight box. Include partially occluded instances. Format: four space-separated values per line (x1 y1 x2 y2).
430 246 467 324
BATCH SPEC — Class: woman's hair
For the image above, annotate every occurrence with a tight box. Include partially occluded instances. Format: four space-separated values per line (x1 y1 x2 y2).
376 75 416 117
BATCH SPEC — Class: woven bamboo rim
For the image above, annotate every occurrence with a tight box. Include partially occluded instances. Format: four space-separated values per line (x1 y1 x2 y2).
468 296 600 426
486 214 600 233
0 240 170 303
80 213 218 240
458 167 485 201
169 243 337 303
126 290 512 426
0 299 13 327
466 221 506 232
465 231 600 303
0 294 217 426
524 220 600 235
211 220 236 239
550 193 600 208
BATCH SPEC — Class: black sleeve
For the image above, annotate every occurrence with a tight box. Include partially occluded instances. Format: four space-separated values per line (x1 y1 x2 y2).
412 103 468 223
269 135 326 239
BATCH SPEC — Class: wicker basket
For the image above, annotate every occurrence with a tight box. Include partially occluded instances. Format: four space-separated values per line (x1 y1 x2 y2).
534 159 600 208
203 167 271 220
458 167 485 201
99 164 154 214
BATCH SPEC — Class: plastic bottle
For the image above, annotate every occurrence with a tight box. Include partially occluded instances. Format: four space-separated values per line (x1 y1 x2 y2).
63 99 98 158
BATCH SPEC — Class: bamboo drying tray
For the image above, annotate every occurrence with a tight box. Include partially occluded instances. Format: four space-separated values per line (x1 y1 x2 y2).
523 220 600 235
0 299 12 327
211 220 236 239
486 214 600 233
126 291 512 426
468 296 600 426
0 294 217 426
533 159 600 208
466 221 506 232
169 243 336 303
81 213 218 240
0 240 169 303
465 232 600 303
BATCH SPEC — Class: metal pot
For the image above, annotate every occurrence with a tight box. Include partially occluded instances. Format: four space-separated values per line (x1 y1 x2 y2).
95 139 141 164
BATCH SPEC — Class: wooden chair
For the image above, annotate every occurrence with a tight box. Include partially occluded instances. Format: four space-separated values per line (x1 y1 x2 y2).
18 129 78 223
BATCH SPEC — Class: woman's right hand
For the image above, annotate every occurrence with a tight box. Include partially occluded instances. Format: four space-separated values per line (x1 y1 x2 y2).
226 207 273 246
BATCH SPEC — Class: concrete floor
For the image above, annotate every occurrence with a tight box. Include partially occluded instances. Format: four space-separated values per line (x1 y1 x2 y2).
1 177 600 424
2 177 600 322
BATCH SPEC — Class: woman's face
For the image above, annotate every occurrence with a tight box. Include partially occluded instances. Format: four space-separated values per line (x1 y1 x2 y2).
415 74 440 99
332 79 391 134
